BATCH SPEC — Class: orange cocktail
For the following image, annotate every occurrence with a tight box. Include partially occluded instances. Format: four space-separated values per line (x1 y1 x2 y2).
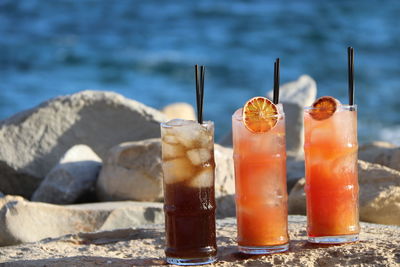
304 97 359 243
232 98 289 254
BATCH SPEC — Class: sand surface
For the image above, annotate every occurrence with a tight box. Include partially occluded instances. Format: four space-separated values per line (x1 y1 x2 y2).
1 216 399 266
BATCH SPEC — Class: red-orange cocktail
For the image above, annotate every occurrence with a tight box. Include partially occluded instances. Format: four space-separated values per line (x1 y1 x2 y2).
232 98 289 254
304 98 359 243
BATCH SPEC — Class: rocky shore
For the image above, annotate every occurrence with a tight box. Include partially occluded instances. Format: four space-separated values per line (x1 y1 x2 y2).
0 76 399 266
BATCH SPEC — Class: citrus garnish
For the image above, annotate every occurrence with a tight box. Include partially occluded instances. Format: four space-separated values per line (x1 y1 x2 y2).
242 97 278 133
309 96 339 120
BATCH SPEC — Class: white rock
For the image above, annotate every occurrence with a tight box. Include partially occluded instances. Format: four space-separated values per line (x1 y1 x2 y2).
358 160 400 226
0 195 163 246
97 139 164 202
0 90 166 198
267 75 317 157
31 145 102 204
213 145 234 196
162 102 196 121
267 74 317 107
279 102 304 157
213 145 236 218
288 160 400 226
99 206 164 231
359 141 400 171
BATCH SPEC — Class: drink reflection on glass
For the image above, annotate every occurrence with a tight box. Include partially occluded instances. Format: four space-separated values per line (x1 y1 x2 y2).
161 119 217 265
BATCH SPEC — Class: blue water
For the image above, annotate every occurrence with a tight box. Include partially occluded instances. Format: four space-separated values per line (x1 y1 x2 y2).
1 0 399 144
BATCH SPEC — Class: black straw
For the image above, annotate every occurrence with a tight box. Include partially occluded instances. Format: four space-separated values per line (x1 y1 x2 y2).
194 65 205 124
200 66 205 124
273 58 280 104
348 47 355 105
195 65 200 123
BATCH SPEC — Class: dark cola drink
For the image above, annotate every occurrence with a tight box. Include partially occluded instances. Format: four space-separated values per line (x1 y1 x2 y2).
161 119 217 265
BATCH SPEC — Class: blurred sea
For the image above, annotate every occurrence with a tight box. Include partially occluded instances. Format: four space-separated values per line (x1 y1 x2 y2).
0 0 399 144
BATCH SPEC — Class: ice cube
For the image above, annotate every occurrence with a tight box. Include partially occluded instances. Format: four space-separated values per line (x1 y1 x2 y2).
163 134 179 145
162 143 185 160
162 158 195 184
331 149 358 175
188 167 214 188
174 126 201 148
164 119 194 127
186 148 212 166
198 133 213 149
263 189 287 207
165 120 213 148
331 109 357 146
310 126 331 145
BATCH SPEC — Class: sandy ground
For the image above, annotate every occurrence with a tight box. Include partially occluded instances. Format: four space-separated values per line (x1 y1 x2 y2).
0 216 399 267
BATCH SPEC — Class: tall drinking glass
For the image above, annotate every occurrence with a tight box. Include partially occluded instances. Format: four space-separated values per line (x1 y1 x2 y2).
304 104 359 243
161 119 217 265
232 105 289 254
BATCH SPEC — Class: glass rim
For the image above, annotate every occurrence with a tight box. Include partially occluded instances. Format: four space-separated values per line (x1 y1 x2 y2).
304 104 357 111
160 119 214 128
232 107 285 121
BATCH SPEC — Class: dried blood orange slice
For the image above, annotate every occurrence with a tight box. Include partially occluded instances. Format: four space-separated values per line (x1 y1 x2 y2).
242 97 278 133
309 96 339 120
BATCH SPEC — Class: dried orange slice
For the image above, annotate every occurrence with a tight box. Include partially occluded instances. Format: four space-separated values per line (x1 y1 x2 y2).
309 96 339 120
242 97 278 133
